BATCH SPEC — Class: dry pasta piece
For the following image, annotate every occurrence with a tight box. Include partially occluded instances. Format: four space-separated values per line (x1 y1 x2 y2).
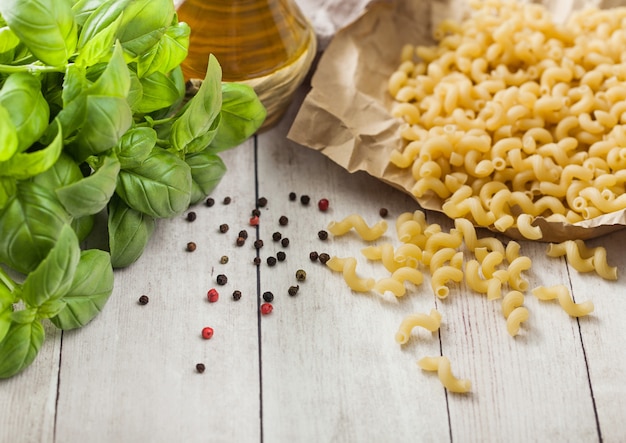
361 243 405 272
325 256 375 292
501 290 529 336
417 356 471 393
431 265 464 299
516 214 542 240
395 309 442 344
327 215 387 241
546 240 617 280
506 256 532 292
532 285 594 317
375 267 424 297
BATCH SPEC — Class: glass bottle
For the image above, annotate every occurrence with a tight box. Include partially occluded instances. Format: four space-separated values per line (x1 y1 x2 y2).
175 0 317 130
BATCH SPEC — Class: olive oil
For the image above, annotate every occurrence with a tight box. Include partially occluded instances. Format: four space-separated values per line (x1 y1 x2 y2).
176 0 317 129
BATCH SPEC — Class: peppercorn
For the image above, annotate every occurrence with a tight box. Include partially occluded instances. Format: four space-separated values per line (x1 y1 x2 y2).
196 363 206 373
267 256 277 267
379 207 389 218
253 257 261 266
236 237 246 247
272 232 282 241
254 239 264 249
318 230 328 240
318 198 329 211
186 242 197 252
289 192 297 201
318 253 330 264
219 223 229 233
279 215 288 226
263 291 274 302
249 215 260 226
207 288 219 303
223 196 231 205
260 303 273 315
300 195 310 205
220 255 229 264
251 208 261 217
296 269 307 281
281 238 289 247
232 290 242 301
309 251 319 261
186 211 197 222
288 285 299 296
257 197 268 207
216 274 228 285
206 197 215 207
276 251 286 262
201 327 214 339
138 295 149 305
238 229 248 239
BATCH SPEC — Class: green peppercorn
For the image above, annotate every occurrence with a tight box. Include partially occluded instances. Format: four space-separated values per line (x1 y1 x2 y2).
296 269 306 281
220 255 229 264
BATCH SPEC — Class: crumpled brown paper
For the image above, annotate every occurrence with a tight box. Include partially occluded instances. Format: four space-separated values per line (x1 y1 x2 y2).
287 0 626 242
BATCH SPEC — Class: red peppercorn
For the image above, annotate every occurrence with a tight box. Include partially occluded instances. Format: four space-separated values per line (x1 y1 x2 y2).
318 198 329 211
207 288 219 303
260 303 273 315
249 215 260 226
201 327 214 339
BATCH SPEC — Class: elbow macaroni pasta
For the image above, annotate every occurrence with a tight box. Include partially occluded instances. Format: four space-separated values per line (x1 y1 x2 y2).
326 256 375 292
417 356 471 393
395 309 442 344
532 285 594 317
327 214 388 241
546 240 618 280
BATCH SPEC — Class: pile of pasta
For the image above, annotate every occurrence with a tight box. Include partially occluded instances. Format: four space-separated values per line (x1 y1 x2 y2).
325 211 614 393
387 0 626 240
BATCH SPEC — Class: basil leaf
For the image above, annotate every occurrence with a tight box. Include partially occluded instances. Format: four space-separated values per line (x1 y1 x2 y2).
137 21 190 78
208 83 266 153
0 0 77 67
0 104 18 162
169 54 222 152
50 249 113 329
107 194 155 268
185 151 227 205
0 120 63 180
134 71 182 114
55 65 88 138
114 127 156 169
0 181 72 274
0 284 13 343
74 13 124 68
0 73 50 152
0 320 45 379
21 223 80 309
32 152 84 190
0 177 16 210
116 147 191 218
116 0 174 58
0 26 20 55
56 153 120 217
77 0 130 49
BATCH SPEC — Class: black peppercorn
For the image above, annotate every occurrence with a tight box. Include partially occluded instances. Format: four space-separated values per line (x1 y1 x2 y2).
296 269 307 281
138 295 149 305
319 253 330 264
257 197 268 207
379 207 389 218
205 197 215 207
253 257 261 266
279 215 288 226
276 251 286 262
288 285 299 296
281 238 289 247
318 230 328 240
232 290 242 301
300 195 310 205
267 256 277 267
251 208 261 217
186 242 197 252
309 251 319 261
239 229 249 239
262 291 274 302
272 232 282 241
216 274 228 285
289 192 297 201
223 196 231 205
196 363 206 373
186 211 196 222
236 237 246 247
254 239 264 249
219 223 229 233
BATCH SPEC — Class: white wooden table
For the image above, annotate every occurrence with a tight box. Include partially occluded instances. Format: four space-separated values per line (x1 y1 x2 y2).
3 2 626 442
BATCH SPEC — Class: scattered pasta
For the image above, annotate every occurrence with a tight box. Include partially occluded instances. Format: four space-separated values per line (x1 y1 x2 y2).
395 309 442 344
546 240 617 280
532 285 594 317
417 356 471 393
325 256 375 292
327 214 387 241
501 290 529 336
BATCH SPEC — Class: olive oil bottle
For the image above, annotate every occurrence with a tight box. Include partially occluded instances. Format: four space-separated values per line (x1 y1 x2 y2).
176 0 317 129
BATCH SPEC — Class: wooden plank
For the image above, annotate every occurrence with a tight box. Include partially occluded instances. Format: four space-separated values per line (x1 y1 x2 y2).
0 322 61 443
564 229 626 443
53 142 262 443
256 100 451 441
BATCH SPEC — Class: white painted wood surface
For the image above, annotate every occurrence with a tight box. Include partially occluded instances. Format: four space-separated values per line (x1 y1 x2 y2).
2 1 626 442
